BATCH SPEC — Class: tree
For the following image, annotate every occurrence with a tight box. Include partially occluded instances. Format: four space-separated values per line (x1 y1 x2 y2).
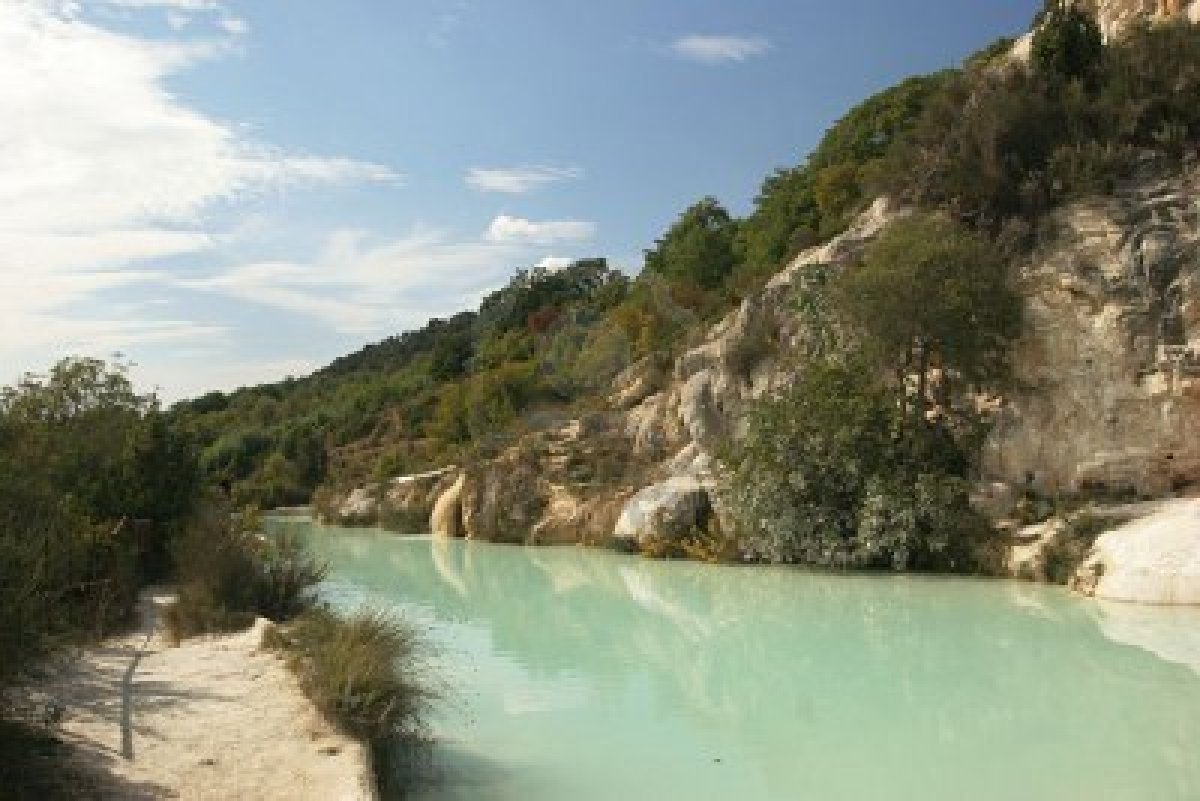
725 362 987 571
644 197 738 290
833 214 1023 416
1032 2 1103 81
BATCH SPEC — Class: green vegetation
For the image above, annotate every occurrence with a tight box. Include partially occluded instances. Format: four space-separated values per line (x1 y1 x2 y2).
726 215 1022 572
165 503 326 639
726 361 994 571
0 358 198 686
1032 2 1104 81
644 197 739 290
0 358 433 798
0 358 200 798
264 607 437 798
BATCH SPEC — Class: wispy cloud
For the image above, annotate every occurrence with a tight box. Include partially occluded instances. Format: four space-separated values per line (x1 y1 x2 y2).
0 0 397 378
101 0 223 8
485 215 596 245
218 16 249 36
533 256 574 272
466 165 584 195
180 226 545 335
670 34 771 64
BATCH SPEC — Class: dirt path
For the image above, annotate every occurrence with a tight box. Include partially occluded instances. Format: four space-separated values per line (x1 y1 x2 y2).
32 590 374 800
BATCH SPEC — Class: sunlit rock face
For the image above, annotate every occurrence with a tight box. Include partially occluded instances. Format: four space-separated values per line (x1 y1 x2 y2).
984 163 1200 497
1078 0 1199 38
1072 498 1200 604
623 197 904 464
612 476 712 551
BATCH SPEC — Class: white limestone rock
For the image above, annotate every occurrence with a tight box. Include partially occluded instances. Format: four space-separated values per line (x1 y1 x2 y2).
1072 498 1200 605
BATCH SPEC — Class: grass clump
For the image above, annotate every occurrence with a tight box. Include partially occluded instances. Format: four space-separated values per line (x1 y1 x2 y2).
166 500 325 640
264 607 437 798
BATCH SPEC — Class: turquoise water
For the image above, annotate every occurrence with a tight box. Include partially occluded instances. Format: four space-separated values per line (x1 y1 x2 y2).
269 517 1200 801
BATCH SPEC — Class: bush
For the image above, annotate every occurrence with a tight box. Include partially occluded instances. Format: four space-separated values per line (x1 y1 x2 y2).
166 502 325 639
726 362 994 571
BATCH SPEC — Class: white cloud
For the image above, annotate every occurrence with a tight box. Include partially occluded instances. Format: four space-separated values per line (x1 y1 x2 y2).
485 215 596 245
533 256 574 273
218 16 248 36
670 35 771 64
466 165 584 194
180 227 533 335
101 0 222 9
0 0 397 375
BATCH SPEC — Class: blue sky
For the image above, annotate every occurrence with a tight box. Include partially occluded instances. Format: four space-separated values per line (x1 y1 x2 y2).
1 0 1039 399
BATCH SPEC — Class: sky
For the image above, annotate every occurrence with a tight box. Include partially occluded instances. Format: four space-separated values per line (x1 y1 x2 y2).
1 0 1040 401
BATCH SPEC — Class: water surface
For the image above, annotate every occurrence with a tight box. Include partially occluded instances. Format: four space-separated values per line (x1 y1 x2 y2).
269 517 1200 801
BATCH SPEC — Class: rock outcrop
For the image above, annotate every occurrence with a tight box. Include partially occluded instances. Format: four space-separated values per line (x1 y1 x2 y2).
326 467 456 529
612 476 713 552
622 197 904 464
1081 0 1200 39
1071 498 1200 604
430 472 465 539
984 164 1200 497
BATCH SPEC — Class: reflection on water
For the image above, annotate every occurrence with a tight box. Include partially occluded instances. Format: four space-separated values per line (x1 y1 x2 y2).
268 517 1200 801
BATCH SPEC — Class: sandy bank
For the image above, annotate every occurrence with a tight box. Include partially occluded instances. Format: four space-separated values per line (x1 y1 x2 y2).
31 590 374 800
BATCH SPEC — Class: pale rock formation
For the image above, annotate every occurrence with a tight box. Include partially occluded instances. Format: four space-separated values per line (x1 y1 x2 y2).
530 485 632 546
430 472 466 539
1007 519 1069 582
612 476 713 550
983 165 1200 496
337 485 379 524
622 197 905 464
609 354 667 410
1091 598 1200 672
1080 0 1199 39
1072 498 1200 604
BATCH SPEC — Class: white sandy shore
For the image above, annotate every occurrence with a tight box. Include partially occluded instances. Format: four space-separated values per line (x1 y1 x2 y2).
31 590 375 800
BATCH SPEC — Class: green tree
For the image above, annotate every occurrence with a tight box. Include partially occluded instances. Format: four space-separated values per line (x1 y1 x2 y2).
834 214 1023 416
1032 2 1104 81
644 197 738 290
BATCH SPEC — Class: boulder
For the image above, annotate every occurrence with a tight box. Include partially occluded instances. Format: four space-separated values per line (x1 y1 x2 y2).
1071 498 1200 605
612 476 712 551
337 485 379 524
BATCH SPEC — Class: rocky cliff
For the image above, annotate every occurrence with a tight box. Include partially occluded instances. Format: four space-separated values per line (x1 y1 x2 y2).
1082 0 1200 38
987 162 1200 497
338 164 1200 559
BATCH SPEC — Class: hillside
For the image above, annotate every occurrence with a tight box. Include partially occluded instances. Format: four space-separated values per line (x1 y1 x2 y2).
174 5 1200 586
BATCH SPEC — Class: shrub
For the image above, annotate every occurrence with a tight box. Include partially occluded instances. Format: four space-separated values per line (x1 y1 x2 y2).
726 362 994 571
166 501 324 639
268 607 435 741
1031 3 1103 82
